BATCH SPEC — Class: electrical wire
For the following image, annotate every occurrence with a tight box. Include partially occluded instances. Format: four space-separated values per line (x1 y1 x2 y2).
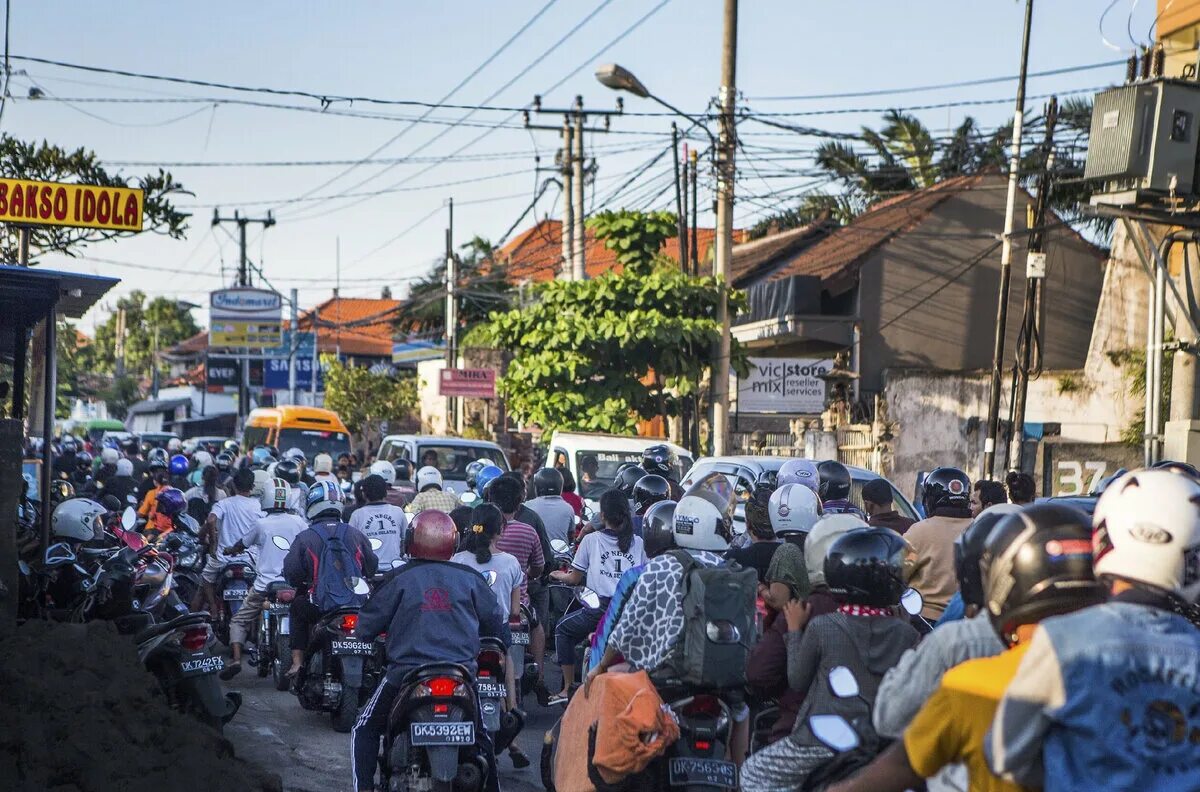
0 0 10 131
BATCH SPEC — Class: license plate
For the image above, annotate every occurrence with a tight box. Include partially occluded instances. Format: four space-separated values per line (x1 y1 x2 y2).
476 680 507 699
278 616 290 635
180 654 224 678
331 639 373 656
410 721 474 746
222 588 246 601
668 757 737 788
511 631 530 645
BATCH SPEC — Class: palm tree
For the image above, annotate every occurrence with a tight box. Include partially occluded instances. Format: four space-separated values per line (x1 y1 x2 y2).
395 236 512 337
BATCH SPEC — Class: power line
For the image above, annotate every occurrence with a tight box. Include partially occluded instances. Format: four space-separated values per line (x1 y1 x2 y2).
745 85 1105 118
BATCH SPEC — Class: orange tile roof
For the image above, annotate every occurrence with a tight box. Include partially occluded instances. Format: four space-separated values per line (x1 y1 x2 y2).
495 219 745 281
297 296 401 357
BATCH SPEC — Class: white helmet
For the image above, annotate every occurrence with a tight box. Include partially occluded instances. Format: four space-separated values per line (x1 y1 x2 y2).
51 498 107 544
768 483 821 536
167 438 182 452
115 458 134 477
805 513 868 588
370 459 397 485
99 447 119 466
777 459 820 494
251 469 271 498
672 472 736 551
313 453 334 474
306 479 346 520
193 450 214 469
416 465 443 491
1093 468 1200 601
260 477 291 512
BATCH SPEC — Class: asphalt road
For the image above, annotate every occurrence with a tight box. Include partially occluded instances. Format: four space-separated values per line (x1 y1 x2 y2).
225 661 561 792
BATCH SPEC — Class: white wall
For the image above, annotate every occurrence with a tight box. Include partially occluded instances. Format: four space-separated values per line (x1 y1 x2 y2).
418 359 448 434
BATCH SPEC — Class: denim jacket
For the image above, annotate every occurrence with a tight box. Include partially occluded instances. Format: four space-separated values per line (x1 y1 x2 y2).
986 597 1200 792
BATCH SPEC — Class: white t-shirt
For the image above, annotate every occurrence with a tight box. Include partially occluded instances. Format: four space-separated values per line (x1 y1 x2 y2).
349 502 408 570
183 486 226 505
571 531 646 599
450 550 523 620
212 494 264 564
240 511 307 591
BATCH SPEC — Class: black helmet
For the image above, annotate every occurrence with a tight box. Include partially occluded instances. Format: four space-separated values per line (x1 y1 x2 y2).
744 483 776 540
215 452 233 472
533 467 564 498
632 474 671 515
75 451 94 472
641 500 678 557
615 465 647 498
641 444 674 477
922 466 971 515
824 527 907 607
981 503 1105 647
393 458 413 482
274 458 301 485
146 448 170 470
817 460 852 502
48 479 76 506
954 507 1018 610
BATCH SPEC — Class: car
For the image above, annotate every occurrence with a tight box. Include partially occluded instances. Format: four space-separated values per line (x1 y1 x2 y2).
546 431 694 508
680 455 919 536
139 431 180 451
375 435 510 496
184 436 233 455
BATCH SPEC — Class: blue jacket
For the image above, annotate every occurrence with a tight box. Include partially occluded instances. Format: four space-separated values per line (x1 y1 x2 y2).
356 558 505 685
987 595 1200 791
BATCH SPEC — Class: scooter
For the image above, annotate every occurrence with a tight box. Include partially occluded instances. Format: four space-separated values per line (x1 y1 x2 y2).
475 637 524 753
292 577 377 732
214 559 256 645
803 666 890 792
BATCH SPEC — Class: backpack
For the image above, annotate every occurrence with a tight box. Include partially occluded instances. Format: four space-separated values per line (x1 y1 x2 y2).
311 522 368 612
655 549 758 688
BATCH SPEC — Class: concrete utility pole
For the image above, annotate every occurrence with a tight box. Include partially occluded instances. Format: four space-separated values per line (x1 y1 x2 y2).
572 96 587 281
289 287 298 405
983 0 1034 480
561 118 575 278
712 0 738 457
445 198 457 433
674 126 689 270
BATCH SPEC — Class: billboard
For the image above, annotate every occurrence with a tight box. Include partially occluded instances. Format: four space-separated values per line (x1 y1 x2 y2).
736 357 832 414
439 368 496 398
205 356 263 390
209 287 283 348
264 356 323 390
0 178 144 231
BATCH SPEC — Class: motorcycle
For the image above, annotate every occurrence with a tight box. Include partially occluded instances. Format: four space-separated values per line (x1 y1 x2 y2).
214 558 256 645
160 531 204 610
802 667 889 792
546 538 577 640
475 636 524 753
292 576 377 732
383 662 491 792
655 684 738 791
507 602 539 697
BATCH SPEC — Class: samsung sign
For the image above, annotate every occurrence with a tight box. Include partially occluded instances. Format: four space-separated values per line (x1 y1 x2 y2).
737 357 832 414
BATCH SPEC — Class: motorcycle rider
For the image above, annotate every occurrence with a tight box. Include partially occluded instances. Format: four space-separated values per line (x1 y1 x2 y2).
366 459 409 510
219 477 308 680
640 443 683 499
348 473 408 573
407 465 460 514
630 474 671 534
816 460 866 518
525 467 576 545
777 458 821 496
987 469 1200 792
105 458 140 509
311 452 337 484
830 503 1105 792
194 468 263 614
725 481 782 583
862 478 915 534
390 458 418 506
68 451 93 490
970 479 1008 517
351 509 504 792
906 466 974 620
739 527 920 790
272 458 306 514
282 479 377 678
168 453 190 490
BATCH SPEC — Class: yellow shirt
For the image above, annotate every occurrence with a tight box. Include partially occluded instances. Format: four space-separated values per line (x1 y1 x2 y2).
903 644 1032 792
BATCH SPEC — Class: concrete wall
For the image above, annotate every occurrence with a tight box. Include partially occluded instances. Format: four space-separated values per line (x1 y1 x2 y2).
417 359 448 435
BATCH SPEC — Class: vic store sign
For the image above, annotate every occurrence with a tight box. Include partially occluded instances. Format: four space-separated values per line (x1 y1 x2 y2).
0 178 144 232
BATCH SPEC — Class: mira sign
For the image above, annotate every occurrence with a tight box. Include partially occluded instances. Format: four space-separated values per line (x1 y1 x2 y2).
737 357 832 414
439 368 496 399
0 178 144 231
209 287 283 348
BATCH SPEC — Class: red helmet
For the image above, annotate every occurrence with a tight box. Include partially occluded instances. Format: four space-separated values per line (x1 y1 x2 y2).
408 509 458 561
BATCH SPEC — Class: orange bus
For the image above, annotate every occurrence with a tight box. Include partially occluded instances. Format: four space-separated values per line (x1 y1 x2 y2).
243 406 352 460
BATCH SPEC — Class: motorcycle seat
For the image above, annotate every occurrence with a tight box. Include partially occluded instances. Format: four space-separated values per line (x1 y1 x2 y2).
135 611 209 644
265 581 295 599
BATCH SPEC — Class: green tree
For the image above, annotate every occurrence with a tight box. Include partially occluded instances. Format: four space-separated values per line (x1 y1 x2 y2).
470 210 747 435
91 291 200 381
397 236 512 337
0 135 189 262
98 375 141 421
321 355 418 451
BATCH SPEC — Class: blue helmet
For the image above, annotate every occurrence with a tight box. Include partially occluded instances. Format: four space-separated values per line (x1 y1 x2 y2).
475 465 504 495
157 487 187 518
305 479 345 520
169 454 189 476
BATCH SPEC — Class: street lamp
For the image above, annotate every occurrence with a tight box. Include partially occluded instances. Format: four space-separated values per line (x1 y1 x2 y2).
594 64 717 147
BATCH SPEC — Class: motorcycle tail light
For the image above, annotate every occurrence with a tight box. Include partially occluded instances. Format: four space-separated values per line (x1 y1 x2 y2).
181 625 208 651
433 703 449 715
276 588 295 603
428 677 457 697
339 614 358 633
682 695 722 718
694 740 712 751
478 648 504 669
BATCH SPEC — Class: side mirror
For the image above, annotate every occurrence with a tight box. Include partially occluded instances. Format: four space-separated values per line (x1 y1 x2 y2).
459 491 475 504
391 559 405 569
369 537 384 551
808 714 860 752
350 577 371 595
829 666 860 699
900 588 924 617
121 507 136 531
271 535 292 551
706 619 741 644
579 588 601 609
44 542 77 567
484 570 498 586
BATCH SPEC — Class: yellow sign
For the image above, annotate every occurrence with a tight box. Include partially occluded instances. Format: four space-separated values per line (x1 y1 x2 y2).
210 320 282 348
0 178 144 232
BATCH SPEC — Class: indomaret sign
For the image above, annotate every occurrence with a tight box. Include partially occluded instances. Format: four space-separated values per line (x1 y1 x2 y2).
0 178 144 231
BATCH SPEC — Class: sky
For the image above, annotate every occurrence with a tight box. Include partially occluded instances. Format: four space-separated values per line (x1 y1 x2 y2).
8 0 1162 331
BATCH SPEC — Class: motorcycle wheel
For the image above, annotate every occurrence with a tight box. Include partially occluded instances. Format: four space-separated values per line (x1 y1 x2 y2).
332 686 360 733
272 636 291 691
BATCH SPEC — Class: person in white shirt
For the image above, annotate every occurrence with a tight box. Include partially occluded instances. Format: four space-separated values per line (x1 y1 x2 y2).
312 453 337 483
349 474 409 572
219 477 307 679
194 468 264 614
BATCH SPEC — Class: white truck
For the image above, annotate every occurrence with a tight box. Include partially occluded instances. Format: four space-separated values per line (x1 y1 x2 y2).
546 431 693 510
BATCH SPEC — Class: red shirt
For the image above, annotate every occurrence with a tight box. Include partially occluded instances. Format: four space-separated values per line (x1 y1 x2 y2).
494 519 545 600
561 492 584 517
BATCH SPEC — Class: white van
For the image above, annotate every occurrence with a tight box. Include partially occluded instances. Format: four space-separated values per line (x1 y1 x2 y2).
546 431 693 506
376 434 509 496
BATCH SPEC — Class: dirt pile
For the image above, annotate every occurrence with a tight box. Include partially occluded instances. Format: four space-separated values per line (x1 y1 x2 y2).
0 619 281 792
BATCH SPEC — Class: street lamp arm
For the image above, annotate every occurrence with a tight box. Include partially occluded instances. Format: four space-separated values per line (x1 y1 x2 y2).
649 93 717 148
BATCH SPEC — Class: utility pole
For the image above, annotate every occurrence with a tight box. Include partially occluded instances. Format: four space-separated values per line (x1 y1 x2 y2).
690 148 699 275
572 96 587 280
289 287 298 405
983 0 1034 480
712 0 738 457
1007 96 1057 471
211 208 276 425
445 198 457 434
561 118 575 279
673 125 688 270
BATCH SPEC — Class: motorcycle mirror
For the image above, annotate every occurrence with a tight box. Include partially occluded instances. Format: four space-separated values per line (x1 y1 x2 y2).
705 619 741 644
829 666 860 699
121 507 136 531
350 577 370 595
459 491 475 504
369 537 383 551
579 588 601 609
18 560 30 576
391 559 404 569
550 539 569 554
44 542 77 566
900 588 924 617
808 714 860 753
271 535 292 550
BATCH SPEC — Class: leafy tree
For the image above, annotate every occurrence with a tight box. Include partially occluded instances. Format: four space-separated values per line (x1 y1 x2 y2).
470 210 747 435
0 135 189 262
321 355 418 452
91 291 200 381
98 375 142 421
396 236 511 337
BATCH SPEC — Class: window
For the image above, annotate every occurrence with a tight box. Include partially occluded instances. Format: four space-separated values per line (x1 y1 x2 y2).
276 428 351 460
416 444 507 481
242 425 269 451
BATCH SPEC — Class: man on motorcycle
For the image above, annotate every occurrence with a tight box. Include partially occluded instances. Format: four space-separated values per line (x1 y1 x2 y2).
194 468 263 614
816 460 866 519
391 458 418 506
987 469 1200 792
525 467 575 545
366 459 410 510
906 466 974 620
828 503 1105 792
777 458 820 496
348 473 408 572
408 466 460 515
351 509 505 792
640 444 683 500
219 477 308 680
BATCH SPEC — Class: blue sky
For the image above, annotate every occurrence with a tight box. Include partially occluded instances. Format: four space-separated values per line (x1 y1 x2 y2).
9 0 1159 328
